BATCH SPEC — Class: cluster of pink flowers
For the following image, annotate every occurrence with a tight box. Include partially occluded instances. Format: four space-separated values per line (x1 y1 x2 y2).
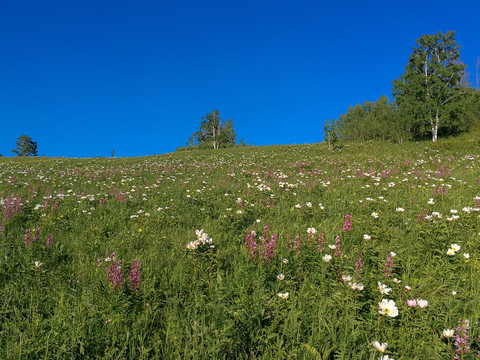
129 259 141 293
2 194 24 221
383 252 395 278
244 225 277 263
407 299 428 308
97 252 141 293
343 214 352 232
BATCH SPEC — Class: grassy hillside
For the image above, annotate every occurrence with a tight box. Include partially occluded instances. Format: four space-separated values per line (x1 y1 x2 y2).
1 133 480 359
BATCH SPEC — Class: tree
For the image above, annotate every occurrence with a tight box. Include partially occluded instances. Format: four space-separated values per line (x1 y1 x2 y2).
323 119 339 151
11 135 38 156
392 31 467 142
191 109 237 149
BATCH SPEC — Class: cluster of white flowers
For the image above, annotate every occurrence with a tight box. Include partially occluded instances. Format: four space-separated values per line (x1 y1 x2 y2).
446 243 461 256
186 229 214 250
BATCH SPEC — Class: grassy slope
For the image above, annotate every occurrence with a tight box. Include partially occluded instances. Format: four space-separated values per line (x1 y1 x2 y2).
1 132 480 359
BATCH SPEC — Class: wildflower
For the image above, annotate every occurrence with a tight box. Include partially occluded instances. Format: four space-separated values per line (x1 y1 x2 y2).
363 234 371 241
373 341 388 352
452 290 457 295
463 253 470 259
428 198 435 205
328 244 336 250
378 356 395 360
371 212 379 219
355 253 363 277
407 299 417 307
129 259 141 293
282 258 289 264
417 299 428 308
307 227 317 236
34 261 43 268
295 204 301 209
378 282 392 295
343 214 352 232
405 285 411 290
383 252 395 278
350 282 364 291
395 207 405 212
277 292 289 300
306 202 312 208
334 236 341 256
342 275 352 282
443 329 455 338
277 273 285 281
393 278 401 284
446 248 456 256
450 244 461 252
322 254 332 262
45 233 53 249
378 299 399 318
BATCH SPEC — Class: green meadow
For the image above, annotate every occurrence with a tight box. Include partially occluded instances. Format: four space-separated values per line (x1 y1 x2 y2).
1 133 480 359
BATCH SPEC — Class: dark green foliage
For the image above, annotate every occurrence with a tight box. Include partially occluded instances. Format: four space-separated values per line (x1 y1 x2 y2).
337 96 405 142
392 31 472 141
188 109 237 150
11 135 38 157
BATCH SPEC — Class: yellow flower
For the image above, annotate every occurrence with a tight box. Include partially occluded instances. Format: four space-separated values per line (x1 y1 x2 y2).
139 228 142 232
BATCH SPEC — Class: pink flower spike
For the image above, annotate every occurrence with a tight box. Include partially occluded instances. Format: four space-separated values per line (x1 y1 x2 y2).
407 299 417 307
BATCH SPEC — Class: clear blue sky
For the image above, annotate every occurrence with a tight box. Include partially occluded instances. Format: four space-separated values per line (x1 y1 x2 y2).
1 0 479 157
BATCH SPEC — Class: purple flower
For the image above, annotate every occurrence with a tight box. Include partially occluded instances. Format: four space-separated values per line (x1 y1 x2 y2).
24 229 31 246
45 233 53 248
129 259 141 293
343 214 352 232
107 259 123 290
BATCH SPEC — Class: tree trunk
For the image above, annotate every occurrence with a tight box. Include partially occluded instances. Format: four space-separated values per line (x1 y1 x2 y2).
432 111 439 142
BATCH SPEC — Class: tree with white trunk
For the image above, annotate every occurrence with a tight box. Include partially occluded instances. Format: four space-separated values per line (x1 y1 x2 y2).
392 31 468 142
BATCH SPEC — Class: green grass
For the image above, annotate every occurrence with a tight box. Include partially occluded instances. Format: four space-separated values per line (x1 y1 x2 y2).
1 134 480 359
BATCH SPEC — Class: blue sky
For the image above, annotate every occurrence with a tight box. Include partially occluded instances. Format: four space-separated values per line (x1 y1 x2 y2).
1 0 479 157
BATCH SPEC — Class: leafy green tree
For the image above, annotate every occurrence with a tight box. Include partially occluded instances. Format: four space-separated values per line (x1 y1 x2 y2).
11 135 38 157
191 109 237 149
392 31 468 142
323 119 339 151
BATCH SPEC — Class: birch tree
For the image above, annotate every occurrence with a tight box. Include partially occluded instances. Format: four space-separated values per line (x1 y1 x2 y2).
392 31 466 142
192 109 236 149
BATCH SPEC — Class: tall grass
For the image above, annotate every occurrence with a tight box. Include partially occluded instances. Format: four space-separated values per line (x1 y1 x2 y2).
1 134 480 359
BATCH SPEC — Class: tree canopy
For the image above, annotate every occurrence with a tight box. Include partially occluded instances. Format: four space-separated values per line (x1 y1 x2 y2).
392 31 470 141
187 109 237 150
11 135 38 157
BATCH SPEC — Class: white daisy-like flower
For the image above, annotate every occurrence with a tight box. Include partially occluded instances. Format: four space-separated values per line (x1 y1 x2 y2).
373 341 388 352
378 299 399 317
277 273 285 281
322 254 332 262
378 282 392 295
277 292 289 300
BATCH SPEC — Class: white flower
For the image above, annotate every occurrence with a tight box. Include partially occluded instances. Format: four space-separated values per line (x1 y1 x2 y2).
393 278 401 284
306 202 312 208
342 275 352 282
282 258 289 264
463 253 470 259
373 341 388 352
363 234 371 240
328 244 336 250
307 227 317 235
446 248 455 256
378 299 399 317
378 355 395 360
322 254 332 262
428 198 435 205
277 273 285 281
389 251 396 257
395 207 404 212
371 212 379 218
277 292 289 300
416 299 428 308
443 329 455 338
452 290 457 295
295 204 302 209
351 282 364 291
450 244 460 252
34 261 43 268
378 282 392 295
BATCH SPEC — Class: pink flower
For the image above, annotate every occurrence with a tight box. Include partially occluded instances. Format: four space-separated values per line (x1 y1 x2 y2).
407 299 417 307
